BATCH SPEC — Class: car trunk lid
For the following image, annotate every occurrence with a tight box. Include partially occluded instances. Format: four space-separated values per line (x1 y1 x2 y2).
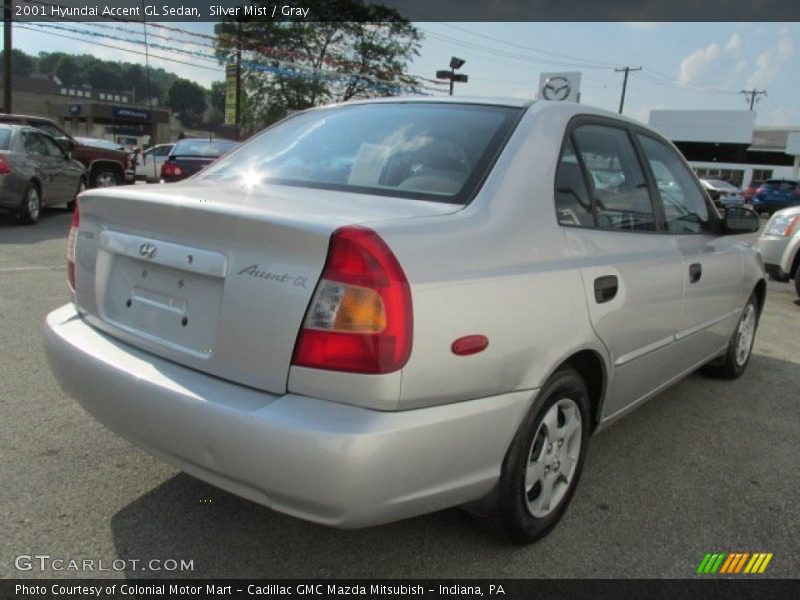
72 181 458 394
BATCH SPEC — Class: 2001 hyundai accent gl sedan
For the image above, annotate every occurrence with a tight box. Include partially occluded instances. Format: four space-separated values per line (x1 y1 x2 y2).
44 98 764 544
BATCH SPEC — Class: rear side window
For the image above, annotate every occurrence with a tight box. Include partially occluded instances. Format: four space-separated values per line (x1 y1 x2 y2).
555 140 594 227
572 125 657 232
22 131 49 156
0 128 10 150
764 180 798 191
637 134 711 234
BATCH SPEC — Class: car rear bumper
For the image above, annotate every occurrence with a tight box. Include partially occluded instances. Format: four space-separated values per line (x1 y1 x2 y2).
44 304 533 528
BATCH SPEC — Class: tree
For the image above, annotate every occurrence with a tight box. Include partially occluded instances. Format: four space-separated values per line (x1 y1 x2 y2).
84 62 124 92
54 55 81 86
166 78 207 128
0 49 35 77
214 0 422 132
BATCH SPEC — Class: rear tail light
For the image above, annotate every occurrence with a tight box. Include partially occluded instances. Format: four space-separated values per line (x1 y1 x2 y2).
66 198 80 291
0 155 10 174
161 162 182 178
292 226 412 374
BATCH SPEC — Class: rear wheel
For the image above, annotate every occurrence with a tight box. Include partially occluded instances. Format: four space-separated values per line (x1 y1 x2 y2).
91 167 121 188
67 178 86 211
494 367 591 544
702 293 758 379
795 275 800 299
17 183 41 225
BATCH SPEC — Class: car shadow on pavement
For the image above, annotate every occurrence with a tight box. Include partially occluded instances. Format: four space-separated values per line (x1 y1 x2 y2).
110 473 506 579
0 207 72 244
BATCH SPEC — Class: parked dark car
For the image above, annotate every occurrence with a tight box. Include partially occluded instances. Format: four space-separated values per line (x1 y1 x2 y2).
0 123 87 224
752 179 800 215
0 114 134 187
160 138 237 182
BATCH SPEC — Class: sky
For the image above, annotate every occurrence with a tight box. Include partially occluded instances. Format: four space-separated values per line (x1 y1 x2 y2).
10 21 800 127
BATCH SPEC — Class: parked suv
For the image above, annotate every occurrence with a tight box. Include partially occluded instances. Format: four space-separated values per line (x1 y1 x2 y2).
44 99 764 544
752 179 800 215
0 114 134 187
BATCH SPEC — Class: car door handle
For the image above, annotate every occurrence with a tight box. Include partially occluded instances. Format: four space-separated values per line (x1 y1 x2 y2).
689 263 702 284
593 275 618 304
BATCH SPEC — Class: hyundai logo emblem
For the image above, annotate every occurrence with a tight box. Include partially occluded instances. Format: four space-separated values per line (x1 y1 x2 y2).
139 243 157 259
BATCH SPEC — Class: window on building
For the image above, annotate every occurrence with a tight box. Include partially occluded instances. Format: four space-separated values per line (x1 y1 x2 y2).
121 96 129 103
60 88 68 95
752 169 773 182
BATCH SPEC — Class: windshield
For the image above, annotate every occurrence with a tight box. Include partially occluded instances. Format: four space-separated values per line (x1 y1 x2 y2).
198 102 522 204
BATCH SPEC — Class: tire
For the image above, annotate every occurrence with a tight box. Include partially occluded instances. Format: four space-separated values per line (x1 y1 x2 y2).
67 178 86 211
17 183 41 225
794 275 800 299
701 293 759 379
91 167 121 188
494 366 591 544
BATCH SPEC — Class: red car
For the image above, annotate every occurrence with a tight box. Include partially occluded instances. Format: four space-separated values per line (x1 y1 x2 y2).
743 180 764 203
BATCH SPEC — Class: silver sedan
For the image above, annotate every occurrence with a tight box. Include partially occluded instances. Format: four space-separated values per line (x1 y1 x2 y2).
44 99 764 544
0 124 87 224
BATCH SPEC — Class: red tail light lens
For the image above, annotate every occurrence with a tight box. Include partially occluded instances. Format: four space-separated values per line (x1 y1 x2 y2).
292 226 412 374
0 155 10 174
161 162 182 178
66 199 80 291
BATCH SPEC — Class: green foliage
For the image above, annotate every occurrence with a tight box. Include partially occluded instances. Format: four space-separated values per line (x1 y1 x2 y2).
166 79 208 128
215 0 422 133
0 49 36 77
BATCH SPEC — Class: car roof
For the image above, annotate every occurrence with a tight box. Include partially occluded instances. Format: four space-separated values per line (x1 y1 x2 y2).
0 113 58 124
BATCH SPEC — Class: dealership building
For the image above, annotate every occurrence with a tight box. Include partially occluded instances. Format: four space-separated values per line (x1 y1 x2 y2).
0 74 171 146
648 109 800 188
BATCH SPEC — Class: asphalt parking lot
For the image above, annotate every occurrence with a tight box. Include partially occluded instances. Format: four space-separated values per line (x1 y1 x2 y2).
1 207 798 579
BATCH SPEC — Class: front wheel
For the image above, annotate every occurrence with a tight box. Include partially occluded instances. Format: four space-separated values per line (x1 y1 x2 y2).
494 367 591 544
701 293 759 379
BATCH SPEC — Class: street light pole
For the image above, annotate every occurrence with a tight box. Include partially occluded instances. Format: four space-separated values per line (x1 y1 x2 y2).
436 57 468 96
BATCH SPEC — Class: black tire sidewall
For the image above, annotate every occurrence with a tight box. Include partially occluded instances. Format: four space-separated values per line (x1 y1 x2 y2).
498 366 591 544
91 169 120 187
18 184 40 224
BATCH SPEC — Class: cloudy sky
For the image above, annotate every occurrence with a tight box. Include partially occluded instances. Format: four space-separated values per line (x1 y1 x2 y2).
11 21 799 127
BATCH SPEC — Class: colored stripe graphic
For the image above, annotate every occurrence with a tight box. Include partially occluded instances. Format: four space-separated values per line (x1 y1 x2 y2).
697 552 772 574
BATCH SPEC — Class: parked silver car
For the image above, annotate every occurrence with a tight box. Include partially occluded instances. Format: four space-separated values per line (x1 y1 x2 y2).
44 99 764 543
757 206 800 296
699 178 746 208
0 123 87 224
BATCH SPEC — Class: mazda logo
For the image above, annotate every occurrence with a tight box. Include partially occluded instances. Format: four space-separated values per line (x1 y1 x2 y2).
542 77 571 101
139 243 157 259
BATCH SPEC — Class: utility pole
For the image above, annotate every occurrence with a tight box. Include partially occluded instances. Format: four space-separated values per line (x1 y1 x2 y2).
3 0 12 113
615 66 642 114
235 21 242 141
141 0 154 145
740 89 766 111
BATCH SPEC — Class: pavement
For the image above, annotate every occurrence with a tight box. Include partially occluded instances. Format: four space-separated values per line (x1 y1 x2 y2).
1 207 798 579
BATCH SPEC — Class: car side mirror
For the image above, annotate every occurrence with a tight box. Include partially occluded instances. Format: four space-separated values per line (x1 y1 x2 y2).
722 206 760 234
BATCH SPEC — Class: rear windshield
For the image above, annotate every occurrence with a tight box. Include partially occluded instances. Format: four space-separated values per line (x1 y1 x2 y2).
763 180 798 190
197 102 523 204
704 179 737 190
0 128 10 150
172 139 237 157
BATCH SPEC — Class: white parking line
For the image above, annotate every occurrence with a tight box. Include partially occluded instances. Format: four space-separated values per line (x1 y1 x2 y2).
0 265 66 273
